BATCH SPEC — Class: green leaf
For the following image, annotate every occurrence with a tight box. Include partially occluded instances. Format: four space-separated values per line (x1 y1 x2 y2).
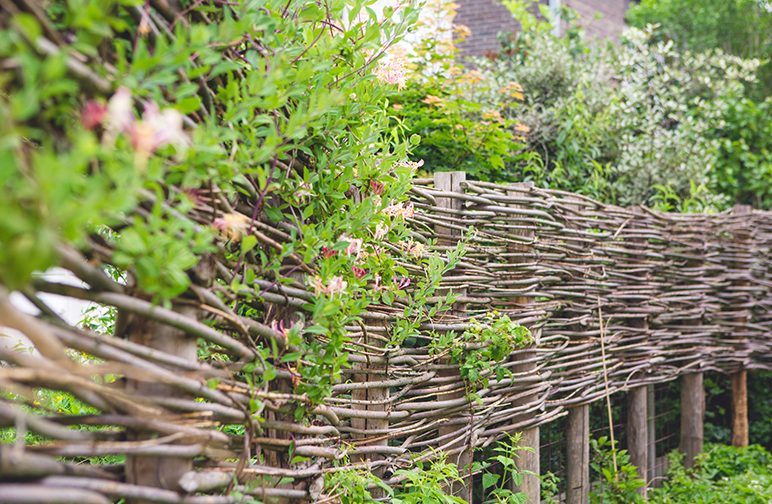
482 472 500 490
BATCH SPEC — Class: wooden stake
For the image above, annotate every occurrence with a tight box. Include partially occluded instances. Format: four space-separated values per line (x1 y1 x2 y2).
731 370 748 447
434 171 471 501
124 304 198 502
647 385 656 487
566 405 589 504
508 182 539 504
731 204 751 448
680 372 704 469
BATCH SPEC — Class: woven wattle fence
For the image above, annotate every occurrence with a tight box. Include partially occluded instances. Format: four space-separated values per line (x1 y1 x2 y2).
1 172 771 502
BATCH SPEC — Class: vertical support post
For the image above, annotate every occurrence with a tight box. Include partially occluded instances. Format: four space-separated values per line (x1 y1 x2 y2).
626 206 649 495
124 304 198 502
680 372 704 469
507 183 539 503
351 320 389 497
731 369 749 447
564 197 588 504
731 203 751 448
647 385 656 487
434 171 470 501
627 386 647 495
566 405 589 504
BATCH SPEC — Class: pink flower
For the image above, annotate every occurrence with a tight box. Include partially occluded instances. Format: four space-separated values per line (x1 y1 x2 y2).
321 246 337 258
395 276 410 290
81 101 107 130
382 201 414 219
84 87 190 163
339 234 363 259
308 275 348 299
399 238 425 257
352 266 366 279
308 276 327 297
105 87 135 139
396 159 425 171
370 180 385 195
213 213 251 242
129 101 189 159
271 320 300 338
382 202 406 217
373 222 389 240
375 58 406 90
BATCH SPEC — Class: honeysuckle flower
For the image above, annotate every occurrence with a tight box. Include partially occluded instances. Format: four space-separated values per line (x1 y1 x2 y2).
321 246 337 258
106 87 135 139
339 233 363 259
83 87 190 162
375 58 406 90
373 274 388 291
326 276 348 299
392 104 404 111
399 238 424 257
373 222 389 240
395 276 410 290
81 101 108 130
130 101 189 159
308 275 348 299
272 320 300 339
383 201 414 219
370 180 385 195
308 276 327 297
396 159 424 171
515 123 531 133
213 213 251 242
352 266 366 279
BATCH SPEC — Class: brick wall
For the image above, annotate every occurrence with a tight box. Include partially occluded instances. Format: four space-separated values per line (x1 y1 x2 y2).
454 0 637 60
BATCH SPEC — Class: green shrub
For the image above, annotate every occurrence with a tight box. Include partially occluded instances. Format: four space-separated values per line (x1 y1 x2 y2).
650 445 772 504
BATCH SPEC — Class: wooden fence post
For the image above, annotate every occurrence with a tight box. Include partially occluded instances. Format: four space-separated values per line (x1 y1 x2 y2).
351 319 389 498
627 386 647 494
731 204 751 448
507 182 539 503
124 303 198 502
680 372 704 469
565 196 589 504
627 207 648 496
647 385 656 487
566 404 589 504
434 171 471 500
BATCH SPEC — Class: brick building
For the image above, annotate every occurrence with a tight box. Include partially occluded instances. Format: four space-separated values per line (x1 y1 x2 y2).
454 0 640 59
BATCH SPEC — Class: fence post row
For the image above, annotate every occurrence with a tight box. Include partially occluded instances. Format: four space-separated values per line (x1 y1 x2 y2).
434 171 471 500
507 182 540 503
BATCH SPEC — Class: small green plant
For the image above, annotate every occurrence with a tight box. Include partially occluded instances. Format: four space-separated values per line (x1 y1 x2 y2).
589 436 645 504
392 455 467 504
541 471 560 504
473 432 535 504
432 311 532 403
325 466 391 504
